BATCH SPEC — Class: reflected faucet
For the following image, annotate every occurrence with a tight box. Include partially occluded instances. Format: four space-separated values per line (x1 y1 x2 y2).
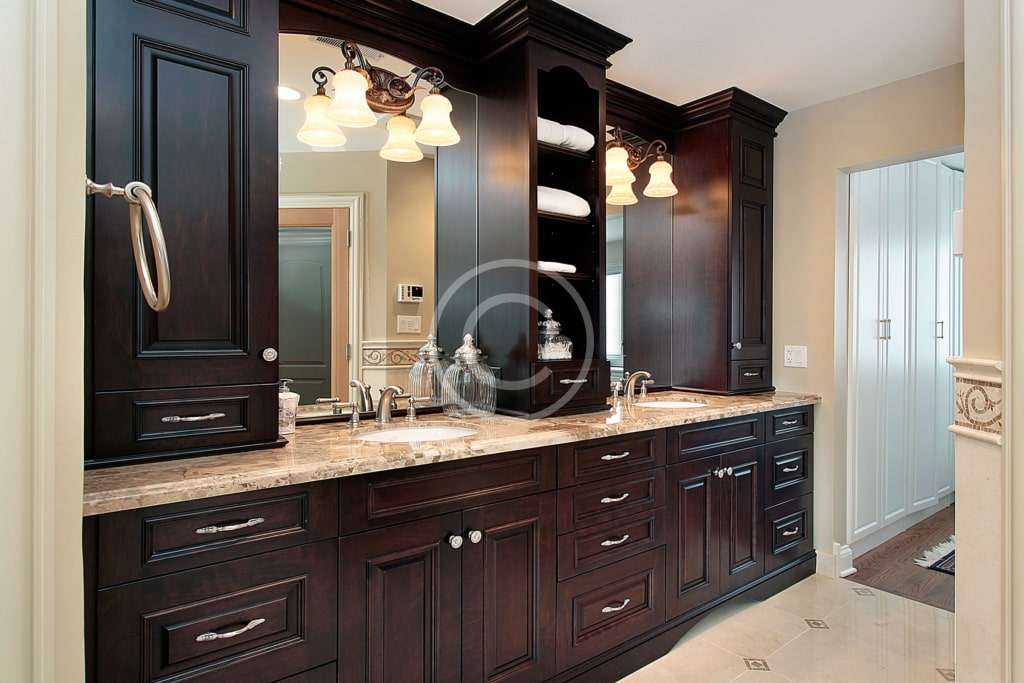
350 379 373 413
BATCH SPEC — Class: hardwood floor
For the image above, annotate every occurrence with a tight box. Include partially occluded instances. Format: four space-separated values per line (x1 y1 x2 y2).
849 504 954 612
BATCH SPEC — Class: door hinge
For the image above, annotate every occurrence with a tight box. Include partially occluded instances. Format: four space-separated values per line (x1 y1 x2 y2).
347 228 352 248
347 342 352 359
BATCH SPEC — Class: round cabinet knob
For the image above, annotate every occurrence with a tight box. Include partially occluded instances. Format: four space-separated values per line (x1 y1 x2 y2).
447 534 464 550
467 530 483 544
261 347 279 362
732 342 743 350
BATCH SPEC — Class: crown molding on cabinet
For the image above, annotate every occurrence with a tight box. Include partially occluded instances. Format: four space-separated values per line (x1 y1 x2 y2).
677 87 788 133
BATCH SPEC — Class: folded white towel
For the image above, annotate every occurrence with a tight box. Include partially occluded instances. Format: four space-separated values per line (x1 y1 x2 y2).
537 117 595 153
537 260 577 274
537 185 591 218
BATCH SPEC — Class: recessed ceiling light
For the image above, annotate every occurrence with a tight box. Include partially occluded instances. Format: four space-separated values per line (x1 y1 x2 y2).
278 85 302 101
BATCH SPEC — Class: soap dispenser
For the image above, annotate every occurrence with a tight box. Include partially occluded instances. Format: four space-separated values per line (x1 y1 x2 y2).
278 378 300 436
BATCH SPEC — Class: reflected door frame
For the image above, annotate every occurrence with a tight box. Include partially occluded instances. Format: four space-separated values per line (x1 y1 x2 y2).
279 193 365 402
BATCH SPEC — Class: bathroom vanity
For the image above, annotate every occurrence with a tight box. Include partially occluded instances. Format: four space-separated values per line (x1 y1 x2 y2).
83 392 818 682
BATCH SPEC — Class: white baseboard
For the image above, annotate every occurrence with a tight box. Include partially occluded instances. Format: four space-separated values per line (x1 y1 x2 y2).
850 494 955 559
816 543 856 578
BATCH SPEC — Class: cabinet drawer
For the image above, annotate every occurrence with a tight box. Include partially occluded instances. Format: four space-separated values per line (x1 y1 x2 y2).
556 547 665 671
729 360 772 391
96 541 337 683
340 447 556 533
276 663 337 683
557 508 666 580
557 430 665 486
765 494 813 572
97 482 338 587
557 469 664 532
765 436 813 507
530 360 609 407
669 413 764 463
91 384 280 466
767 405 814 441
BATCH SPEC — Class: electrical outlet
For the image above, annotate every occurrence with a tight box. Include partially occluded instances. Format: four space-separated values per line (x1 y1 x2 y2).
397 315 422 334
784 345 808 368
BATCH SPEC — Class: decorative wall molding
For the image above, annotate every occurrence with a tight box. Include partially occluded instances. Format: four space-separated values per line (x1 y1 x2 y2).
947 356 1004 445
361 339 427 368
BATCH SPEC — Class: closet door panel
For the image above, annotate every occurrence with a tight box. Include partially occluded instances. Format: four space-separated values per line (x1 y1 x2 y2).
909 161 939 513
849 169 885 542
882 164 909 526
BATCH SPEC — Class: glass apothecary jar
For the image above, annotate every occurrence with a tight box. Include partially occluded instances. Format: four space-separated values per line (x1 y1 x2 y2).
538 309 573 360
408 334 450 406
441 334 497 417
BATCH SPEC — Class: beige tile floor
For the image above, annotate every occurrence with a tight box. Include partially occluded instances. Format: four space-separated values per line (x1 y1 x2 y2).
621 575 955 682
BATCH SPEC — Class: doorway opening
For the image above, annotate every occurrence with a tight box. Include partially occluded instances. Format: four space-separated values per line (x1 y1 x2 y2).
842 151 963 611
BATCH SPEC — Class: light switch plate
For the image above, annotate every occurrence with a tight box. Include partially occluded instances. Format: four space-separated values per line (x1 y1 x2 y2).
397 315 422 334
784 345 808 368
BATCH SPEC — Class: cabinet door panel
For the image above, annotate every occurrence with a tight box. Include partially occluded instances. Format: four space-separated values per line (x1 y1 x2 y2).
666 455 721 618
721 447 765 591
340 514 462 683
462 494 556 683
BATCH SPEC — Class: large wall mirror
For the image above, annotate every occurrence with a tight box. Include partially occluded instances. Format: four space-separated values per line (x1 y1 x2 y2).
278 34 477 416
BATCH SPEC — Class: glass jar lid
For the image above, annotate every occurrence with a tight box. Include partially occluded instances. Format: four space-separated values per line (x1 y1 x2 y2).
453 333 484 364
416 334 444 361
539 309 562 339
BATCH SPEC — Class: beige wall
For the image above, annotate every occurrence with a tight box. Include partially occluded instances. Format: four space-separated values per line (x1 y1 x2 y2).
385 158 437 339
773 64 965 555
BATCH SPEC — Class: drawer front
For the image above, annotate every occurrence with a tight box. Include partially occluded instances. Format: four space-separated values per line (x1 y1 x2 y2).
96 541 337 683
557 469 665 532
530 361 608 406
767 405 814 441
557 508 666 580
97 482 338 587
91 384 280 465
340 447 556 533
555 547 666 672
276 663 337 682
729 360 772 391
765 436 813 507
670 413 764 463
557 431 666 486
765 494 814 572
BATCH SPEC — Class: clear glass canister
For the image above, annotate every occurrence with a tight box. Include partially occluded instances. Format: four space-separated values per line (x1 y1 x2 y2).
441 333 497 417
538 309 573 360
408 334 450 406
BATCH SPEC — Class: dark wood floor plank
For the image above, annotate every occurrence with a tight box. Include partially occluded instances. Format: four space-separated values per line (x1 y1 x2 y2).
849 505 954 612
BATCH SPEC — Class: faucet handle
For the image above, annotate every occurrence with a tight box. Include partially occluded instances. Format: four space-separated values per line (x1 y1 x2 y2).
405 396 430 422
314 396 340 406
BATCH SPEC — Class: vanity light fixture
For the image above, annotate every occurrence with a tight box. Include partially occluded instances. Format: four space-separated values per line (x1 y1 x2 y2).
605 127 678 205
296 40 460 161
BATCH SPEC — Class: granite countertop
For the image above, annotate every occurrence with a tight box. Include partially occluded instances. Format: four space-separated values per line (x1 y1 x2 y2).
82 390 820 516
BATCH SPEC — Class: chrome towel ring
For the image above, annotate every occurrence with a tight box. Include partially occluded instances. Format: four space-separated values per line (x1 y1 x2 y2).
86 177 171 312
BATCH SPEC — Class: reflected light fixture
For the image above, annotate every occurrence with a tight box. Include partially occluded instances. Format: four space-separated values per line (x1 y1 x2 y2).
296 39 460 161
605 127 678 202
277 85 303 101
296 87 347 148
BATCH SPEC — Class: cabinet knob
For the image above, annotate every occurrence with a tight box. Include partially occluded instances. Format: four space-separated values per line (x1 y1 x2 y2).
447 534 464 550
732 342 743 350
261 347 278 362
467 529 483 544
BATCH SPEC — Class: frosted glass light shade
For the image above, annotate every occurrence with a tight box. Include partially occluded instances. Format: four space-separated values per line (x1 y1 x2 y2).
327 69 377 128
605 146 635 186
643 158 678 198
380 115 424 162
607 182 638 206
414 92 460 146
296 93 347 148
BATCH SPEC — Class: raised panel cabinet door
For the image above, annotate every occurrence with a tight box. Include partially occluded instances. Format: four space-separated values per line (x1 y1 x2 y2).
340 514 463 683
728 120 773 364
665 454 721 619
720 446 765 592
461 494 556 683
91 0 278 390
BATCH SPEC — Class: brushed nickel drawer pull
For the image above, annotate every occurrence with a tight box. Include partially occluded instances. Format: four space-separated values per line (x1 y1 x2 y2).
601 451 631 461
781 419 799 426
600 492 630 504
195 618 266 643
601 598 631 614
781 526 801 537
560 378 589 385
162 412 227 424
782 465 800 473
195 517 265 535
743 371 760 378
601 534 630 547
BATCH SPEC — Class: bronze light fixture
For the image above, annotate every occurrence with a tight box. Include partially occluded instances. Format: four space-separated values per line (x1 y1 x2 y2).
605 127 677 205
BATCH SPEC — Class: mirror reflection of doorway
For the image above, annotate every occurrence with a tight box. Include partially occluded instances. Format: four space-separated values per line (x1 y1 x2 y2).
278 207 350 405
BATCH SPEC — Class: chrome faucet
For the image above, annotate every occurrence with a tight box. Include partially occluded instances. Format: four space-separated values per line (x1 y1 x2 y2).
623 370 652 405
376 385 409 424
350 379 373 413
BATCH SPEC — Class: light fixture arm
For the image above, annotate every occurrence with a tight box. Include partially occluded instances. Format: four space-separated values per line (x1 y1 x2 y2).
607 127 669 170
311 66 336 96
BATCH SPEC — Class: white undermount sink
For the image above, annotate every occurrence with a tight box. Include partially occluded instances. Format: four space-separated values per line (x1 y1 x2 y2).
357 426 477 443
633 400 707 409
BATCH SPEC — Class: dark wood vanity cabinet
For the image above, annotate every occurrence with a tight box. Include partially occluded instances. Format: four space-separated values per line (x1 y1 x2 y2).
88 0 281 466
